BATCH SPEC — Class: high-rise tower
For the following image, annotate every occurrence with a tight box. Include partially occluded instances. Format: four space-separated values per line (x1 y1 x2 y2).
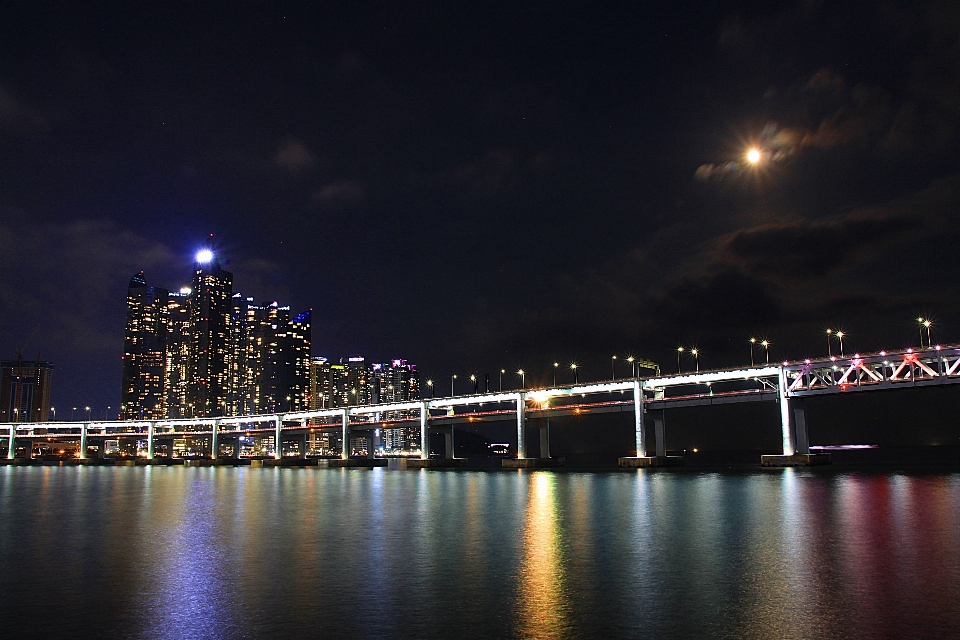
186 250 233 417
120 272 169 420
1 357 54 423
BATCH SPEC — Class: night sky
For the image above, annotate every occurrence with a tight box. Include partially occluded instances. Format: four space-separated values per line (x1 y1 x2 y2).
3 1 960 416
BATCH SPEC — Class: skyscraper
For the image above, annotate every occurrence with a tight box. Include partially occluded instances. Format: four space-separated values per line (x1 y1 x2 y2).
186 251 233 418
120 272 169 420
228 297 311 415
122 247 312 420
1 357 54 423
164 287 191 419
330 356 371 407
309 356 332 409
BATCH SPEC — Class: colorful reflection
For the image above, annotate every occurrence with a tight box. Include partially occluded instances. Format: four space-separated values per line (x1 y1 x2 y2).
516 472 570 639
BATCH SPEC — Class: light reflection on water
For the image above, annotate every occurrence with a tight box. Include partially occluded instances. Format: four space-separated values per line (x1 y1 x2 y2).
0 467 958 639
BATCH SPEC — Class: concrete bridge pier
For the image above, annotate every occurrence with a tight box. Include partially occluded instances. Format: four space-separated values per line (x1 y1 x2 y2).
443 426 454 459
504 393 564 468
291 432 307 459
762 376 831 466
619 382 683 468
409 403 466 468
539 418 550 459
6 425 14 460
210 420 219 461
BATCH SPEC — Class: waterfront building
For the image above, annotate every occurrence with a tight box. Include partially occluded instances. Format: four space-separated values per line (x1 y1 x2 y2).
371 359 421 453
120 272 169 420
0 357 54 422
308 356 332 409
330 356 371 407
186 252 233 417
122 248 312 420
229 298 311 414
163 287 192 419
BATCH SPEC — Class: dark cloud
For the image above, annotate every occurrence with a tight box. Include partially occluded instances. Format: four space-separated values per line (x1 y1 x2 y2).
273 137 317 173
0 84 47 133
310 180 366 208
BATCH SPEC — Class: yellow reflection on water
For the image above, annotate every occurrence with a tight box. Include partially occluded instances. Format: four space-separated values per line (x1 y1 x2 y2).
516 472 569 639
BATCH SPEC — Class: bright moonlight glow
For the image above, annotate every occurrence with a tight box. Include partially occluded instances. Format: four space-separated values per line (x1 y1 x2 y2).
747 148 761 164
195 249 214 263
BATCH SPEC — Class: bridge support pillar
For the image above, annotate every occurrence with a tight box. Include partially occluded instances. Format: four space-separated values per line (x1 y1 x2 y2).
80 423 88 460
634 379 646 457
794 407 809 455
539 418 550 459
516 393 526 459
274 417 282 460
292 432 307 459
779 369 795 456
619 404 683 468
654 416 666 457
211 420 219 460
761 369 830 466
341 410 349 460
6 425 14 460
444 427 454 459
146 422 154 460
420 402 429 460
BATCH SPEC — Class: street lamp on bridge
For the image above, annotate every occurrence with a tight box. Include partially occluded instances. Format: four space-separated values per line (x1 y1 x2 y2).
426 379 434 398
570 363 578 384
676 347 684 373
451 374 457 397
918 317 932 347
691 348 700 373
760 340 770 363
553 362 559 386
627 356 636 377
517 369 525 389
750 338 757 365
611 355 617 381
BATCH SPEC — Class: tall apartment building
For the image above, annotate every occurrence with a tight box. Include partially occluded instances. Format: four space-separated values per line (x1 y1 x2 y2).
330 356 371 407
120 249 311 420
1 357 54 422
308 357 332 409
186 253 234 418
230 297 311 415
120 272 169 420
164 287 191 418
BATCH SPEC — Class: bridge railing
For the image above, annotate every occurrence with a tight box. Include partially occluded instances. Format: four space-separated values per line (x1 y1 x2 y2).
784 345 960 394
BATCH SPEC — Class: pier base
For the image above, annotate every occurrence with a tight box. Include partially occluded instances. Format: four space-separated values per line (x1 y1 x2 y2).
761 453 832 467
502 457 566 469
408 458 469 469
618 456 684 468
329 458 387 468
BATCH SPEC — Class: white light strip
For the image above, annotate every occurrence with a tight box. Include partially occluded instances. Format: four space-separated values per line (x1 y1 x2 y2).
350 402 423 415
643 366 780 388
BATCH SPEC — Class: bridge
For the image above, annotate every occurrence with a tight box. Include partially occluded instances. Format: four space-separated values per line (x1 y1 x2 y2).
2 345 958 467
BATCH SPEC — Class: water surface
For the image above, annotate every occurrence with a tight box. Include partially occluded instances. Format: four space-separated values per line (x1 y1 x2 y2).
0 466 958 639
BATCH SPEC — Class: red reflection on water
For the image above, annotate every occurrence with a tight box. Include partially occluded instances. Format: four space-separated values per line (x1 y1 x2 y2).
832 475 960 637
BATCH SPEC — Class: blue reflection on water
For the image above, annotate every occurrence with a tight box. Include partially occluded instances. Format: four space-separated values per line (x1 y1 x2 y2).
0 467 958 639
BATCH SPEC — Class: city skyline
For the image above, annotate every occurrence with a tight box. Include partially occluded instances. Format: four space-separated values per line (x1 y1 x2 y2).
3 2 960 421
